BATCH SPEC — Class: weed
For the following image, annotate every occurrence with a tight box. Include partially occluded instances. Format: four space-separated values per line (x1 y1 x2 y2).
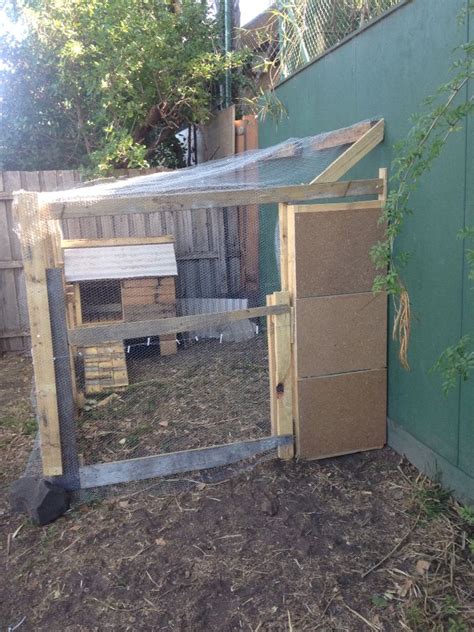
405 602 426 630
371 594 388 608
457 505 474 526
447 618 468 632
413 477 451 519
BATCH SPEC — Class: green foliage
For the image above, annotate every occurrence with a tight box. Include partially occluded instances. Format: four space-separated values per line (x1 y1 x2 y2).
413 477 451 520
371 594 389 608
457 504 474 526
370 4 473 379
459 227 474 281
432 336 474 395
0 0 251 173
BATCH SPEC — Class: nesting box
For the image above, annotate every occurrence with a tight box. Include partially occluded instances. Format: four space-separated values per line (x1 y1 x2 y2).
62 236 178 395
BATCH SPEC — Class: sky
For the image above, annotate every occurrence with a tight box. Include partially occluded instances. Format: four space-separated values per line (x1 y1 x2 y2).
240 0 273 26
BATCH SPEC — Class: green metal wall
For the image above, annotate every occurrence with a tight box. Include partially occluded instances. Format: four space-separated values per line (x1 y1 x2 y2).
259 0 474 503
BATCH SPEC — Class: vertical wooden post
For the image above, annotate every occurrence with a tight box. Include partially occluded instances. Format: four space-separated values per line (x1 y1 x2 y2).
278 203 289 291
15 192 63 476
266 293 277 435
379 168 388 202
270 290 294 459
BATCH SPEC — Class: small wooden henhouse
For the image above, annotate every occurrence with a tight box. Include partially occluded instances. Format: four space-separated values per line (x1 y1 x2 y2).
61 236 178 395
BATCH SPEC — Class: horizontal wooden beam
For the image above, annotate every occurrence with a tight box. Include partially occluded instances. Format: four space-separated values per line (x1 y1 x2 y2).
68 303 289 346
44 178 383 219
0 260 23 270
0 193 14 201
61 235 174 249
78 435 293 488
292 200 384 214
0 330 30 339
311 120 375 151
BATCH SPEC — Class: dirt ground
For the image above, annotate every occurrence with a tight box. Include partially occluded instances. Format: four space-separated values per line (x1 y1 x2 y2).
79 336 271 464
1 354 473 631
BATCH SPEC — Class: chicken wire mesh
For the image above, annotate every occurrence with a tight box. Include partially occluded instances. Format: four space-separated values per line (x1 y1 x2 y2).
20 129 354 492
277 0 403 78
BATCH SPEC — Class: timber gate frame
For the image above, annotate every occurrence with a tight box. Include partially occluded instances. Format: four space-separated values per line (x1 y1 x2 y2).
14 119 387 489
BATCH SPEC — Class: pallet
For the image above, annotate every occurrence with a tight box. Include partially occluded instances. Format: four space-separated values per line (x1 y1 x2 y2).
81 343 129 395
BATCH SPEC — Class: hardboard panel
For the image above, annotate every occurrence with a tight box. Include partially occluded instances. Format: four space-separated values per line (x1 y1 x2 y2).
296 293 387 378
293 207 384 298
296 369 387 459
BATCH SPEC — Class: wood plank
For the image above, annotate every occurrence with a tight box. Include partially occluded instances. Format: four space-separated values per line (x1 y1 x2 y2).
379 167 388 202
61 235 174 249
45 178 384 219
69 303 290 346
278 203 289 291
292 200 383 214
266 294 277 435
311 120 375 151
311 120 385 184
0 260 22 269
15 192 63 476
272 291 294 459
0 330 30 339
79 435 293 488
3 172 25 353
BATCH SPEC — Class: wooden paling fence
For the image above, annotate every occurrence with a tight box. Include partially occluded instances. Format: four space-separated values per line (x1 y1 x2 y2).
0 168 257 354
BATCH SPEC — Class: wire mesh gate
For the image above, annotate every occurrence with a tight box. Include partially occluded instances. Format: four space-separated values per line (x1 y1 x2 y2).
14 119 385 494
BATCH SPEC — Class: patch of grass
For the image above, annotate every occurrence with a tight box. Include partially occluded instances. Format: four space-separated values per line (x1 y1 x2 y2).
0 412 36 436
413 476 451 519
371 594 389 608
405 602 426 630
457 505 474 526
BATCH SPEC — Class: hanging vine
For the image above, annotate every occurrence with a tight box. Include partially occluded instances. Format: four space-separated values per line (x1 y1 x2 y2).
370 2 473 388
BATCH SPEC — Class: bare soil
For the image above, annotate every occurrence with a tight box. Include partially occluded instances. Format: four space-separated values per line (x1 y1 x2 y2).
79 337 270 464
1 354 473 631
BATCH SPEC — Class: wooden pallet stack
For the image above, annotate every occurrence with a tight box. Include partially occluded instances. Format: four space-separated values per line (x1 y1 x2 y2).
81 343 129 395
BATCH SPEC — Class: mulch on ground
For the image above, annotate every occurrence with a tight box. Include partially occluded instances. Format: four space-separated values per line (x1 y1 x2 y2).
1 353 473 631
78 336 270 464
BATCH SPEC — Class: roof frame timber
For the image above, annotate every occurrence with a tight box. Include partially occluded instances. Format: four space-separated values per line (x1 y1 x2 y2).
33 118 385 220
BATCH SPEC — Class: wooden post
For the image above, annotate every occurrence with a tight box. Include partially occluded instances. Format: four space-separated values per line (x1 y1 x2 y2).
266 293 277 435
270 291 294 459
278 203 289 291
378 167 388 202
15 192 63 476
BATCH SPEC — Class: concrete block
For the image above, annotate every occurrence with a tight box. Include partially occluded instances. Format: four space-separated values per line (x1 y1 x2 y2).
10 476 69 525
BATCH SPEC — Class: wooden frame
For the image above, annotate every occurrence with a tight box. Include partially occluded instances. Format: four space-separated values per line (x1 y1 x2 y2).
311 120 385 184
68 303 289 346
14 118 387 485
15 192 63 476
61 235 174 249
47 178 383 218
79 436 293 488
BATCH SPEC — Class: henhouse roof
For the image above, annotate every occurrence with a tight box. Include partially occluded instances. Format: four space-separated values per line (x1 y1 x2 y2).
63 241 178 282
38 119 385 218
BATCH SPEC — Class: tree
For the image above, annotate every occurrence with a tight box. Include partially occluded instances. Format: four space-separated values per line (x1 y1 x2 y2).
0 0 249 173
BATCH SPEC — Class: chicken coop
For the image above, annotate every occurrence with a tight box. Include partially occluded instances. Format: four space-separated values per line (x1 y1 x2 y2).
13 119 388 497
62 236 178 395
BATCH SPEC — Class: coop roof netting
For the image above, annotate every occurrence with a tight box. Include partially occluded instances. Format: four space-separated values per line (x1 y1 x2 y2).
41 125 366 207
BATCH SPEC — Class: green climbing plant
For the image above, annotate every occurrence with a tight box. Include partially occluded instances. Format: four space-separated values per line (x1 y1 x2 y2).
370 2 473 388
